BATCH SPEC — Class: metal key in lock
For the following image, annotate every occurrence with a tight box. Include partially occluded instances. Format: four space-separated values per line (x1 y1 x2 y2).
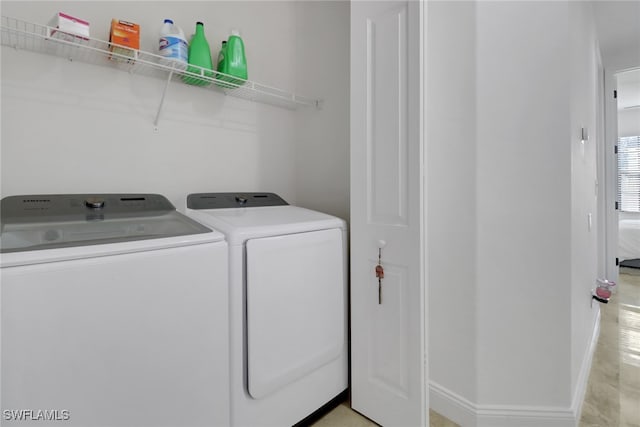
375 241 386 304
375 264 384 304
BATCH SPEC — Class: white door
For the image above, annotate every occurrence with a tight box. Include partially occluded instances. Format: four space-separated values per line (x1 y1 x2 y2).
350 1 427 426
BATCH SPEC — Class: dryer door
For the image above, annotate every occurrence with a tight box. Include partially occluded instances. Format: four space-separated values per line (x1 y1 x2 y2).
245 228 345 399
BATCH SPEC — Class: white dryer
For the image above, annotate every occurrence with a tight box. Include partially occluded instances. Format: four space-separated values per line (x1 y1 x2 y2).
186 192 348 427
1 194 229 427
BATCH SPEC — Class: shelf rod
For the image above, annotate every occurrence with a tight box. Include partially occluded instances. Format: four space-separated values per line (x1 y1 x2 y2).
154 69 174 128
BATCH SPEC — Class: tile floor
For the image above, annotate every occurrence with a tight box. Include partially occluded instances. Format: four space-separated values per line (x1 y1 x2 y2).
310 405 458 427
312 271 640 427
580 269 640 427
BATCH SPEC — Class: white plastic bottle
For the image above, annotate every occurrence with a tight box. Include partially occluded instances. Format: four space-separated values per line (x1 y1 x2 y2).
159 19 188 70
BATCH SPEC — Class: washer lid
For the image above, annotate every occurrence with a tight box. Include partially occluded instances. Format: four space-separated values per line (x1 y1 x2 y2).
186 205 346 245
0 194 217 253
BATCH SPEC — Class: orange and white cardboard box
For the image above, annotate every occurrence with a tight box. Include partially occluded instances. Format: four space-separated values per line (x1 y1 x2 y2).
109 19 140 62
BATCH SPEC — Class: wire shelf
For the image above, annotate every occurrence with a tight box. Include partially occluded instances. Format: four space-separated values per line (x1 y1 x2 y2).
0 16 321 113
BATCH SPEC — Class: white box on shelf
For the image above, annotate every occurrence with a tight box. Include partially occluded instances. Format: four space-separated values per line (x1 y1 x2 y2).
48 12 90 41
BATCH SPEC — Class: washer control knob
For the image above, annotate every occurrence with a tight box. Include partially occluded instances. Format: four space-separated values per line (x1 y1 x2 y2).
44 229 61 241
235 196 248 206
85 197 105 209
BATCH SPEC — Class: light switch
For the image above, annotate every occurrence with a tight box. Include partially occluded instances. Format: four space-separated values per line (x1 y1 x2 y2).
581 127 589 143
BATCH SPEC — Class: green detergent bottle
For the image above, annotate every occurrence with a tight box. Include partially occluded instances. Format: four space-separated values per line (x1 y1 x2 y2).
216 40 227 80
216 30 247 88
183 22 214 86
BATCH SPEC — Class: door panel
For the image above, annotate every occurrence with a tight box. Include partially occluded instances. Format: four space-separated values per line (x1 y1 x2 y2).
245 229 345 400
369 261 410 399
366 4 409 226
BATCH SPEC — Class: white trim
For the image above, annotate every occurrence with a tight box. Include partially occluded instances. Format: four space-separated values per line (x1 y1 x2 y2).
429 382 575 427
429 381 477 427
597 50 607 281
614 65 640 75
429 310 601 427
421 0 430 424
571 308 601 422
475 409 575 427
604 67 619 284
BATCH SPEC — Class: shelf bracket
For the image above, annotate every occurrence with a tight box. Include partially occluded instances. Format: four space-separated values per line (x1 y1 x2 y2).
154 69 174 129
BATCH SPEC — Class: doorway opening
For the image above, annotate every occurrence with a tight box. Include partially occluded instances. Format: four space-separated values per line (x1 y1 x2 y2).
615 68 640 271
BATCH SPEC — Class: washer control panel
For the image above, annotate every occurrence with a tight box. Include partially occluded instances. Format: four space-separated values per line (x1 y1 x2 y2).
0 194 176 223
0 194 212 253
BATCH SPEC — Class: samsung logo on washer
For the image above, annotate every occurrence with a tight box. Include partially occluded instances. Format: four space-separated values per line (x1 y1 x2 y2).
3 409 70 421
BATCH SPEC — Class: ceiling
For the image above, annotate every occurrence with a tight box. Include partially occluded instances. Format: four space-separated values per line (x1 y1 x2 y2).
591 0 640 68
591 1 640 110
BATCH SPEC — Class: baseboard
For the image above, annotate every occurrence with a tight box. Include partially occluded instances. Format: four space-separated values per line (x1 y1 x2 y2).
429 309 601 427
429 381 477 426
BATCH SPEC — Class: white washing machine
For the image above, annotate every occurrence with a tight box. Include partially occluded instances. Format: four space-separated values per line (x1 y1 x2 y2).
1 194 229 427
186 192 348 427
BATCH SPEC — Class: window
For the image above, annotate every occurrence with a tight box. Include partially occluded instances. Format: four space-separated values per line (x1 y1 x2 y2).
618 136 640 212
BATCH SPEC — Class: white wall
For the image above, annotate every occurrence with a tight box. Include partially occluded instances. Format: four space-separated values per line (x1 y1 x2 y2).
426 0 477 407
427 1 601 424
475 0 573 407
294 1 350 221
0 1 350 220
568 0 600 403
618 108 640 137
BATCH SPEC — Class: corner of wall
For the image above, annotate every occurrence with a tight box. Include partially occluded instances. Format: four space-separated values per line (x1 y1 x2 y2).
571 308 601 423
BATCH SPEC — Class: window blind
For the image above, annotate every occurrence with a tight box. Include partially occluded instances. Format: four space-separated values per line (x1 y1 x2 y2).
618 136 640 212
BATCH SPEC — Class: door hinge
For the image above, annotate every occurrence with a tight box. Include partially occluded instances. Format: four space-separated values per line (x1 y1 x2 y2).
616 257 619 266
614 90 618 99
615 201 619 210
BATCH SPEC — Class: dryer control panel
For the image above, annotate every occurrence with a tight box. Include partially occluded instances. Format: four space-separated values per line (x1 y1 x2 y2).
187 193 289 209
